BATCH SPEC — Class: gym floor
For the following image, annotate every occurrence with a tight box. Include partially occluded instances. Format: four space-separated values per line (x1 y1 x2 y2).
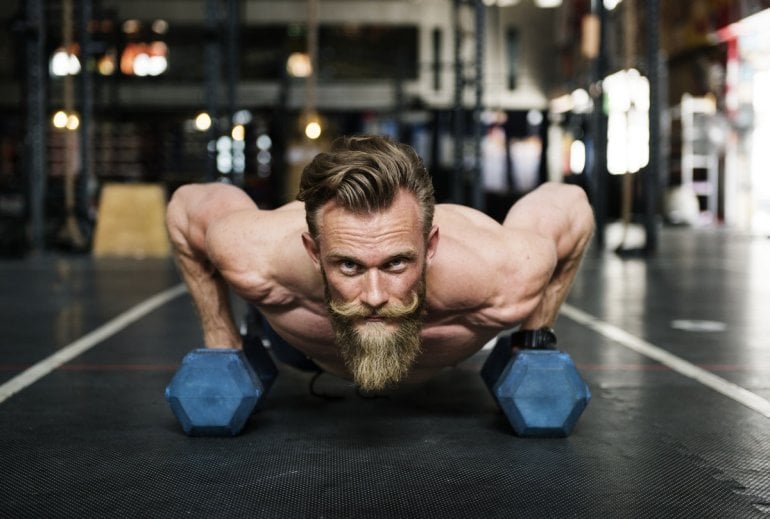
1 226 769 518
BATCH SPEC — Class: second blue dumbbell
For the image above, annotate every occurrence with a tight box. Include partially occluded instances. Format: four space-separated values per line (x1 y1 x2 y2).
481 328 591 438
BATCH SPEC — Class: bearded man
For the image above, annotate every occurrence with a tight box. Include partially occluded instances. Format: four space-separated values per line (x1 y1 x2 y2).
166 134 594 392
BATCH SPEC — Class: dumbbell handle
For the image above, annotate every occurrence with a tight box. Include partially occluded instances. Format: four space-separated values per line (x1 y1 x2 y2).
480 328 557 390
511 327 557 349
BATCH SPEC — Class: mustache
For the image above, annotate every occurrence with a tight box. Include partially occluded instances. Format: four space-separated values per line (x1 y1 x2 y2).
328 291 422 319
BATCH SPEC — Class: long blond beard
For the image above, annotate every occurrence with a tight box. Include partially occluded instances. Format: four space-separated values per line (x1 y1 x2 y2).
326 280 425 392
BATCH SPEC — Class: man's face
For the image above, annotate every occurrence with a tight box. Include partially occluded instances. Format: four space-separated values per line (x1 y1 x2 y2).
302 190 439 391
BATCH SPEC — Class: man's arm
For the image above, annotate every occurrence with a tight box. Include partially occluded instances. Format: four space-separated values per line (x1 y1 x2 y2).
165 183 257 349
502 182 594 330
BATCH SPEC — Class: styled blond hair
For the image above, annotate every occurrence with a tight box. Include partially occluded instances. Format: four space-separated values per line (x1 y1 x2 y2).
297 134 435 239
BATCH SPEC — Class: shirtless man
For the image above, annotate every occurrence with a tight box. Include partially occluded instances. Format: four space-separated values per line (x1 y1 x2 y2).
166 134 594 392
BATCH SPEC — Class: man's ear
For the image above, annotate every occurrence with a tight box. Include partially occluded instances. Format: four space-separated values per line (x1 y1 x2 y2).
426 225 439 265
301 232 322 271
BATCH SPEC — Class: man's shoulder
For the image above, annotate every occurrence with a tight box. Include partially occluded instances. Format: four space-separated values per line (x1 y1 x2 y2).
208 201 306 244
434 203 503 232
206 202 320 304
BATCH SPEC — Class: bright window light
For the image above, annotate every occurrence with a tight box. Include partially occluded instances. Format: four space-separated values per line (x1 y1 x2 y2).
604 68 650 174
570 139 586 174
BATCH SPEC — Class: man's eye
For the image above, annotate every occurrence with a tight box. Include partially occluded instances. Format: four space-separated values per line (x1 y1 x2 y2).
340 261 359 274
387 258 407 270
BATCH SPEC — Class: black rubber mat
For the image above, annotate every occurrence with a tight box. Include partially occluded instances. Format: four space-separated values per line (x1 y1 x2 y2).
2 229 770 517
2 351 768 518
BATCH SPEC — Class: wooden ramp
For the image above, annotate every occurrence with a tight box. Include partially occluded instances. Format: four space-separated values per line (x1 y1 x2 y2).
92 183 171 258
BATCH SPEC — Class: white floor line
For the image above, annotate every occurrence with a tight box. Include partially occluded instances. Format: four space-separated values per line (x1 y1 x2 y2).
0 283 187 404
561 303 770 418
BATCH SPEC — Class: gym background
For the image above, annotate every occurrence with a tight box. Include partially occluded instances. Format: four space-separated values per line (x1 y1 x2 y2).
1 0 769 257
3 2 770 517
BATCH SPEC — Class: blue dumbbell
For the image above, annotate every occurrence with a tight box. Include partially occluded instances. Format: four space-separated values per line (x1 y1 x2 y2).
165 334 277 436
481 329 591 438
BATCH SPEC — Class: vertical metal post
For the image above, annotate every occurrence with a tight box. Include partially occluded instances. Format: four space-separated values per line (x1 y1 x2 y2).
61 0 86 248
226 0 242 186
471 0 485 211
226 0 239 124
305 0 319 123
452 0 465 205
393 48 405 139
25 0 46 252
431 28 442 92
644 0 661 254
205 0 222 181
77 0 94 237
590 0 608 251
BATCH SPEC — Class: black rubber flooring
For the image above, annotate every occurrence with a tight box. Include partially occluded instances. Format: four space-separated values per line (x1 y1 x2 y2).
1 227 769 518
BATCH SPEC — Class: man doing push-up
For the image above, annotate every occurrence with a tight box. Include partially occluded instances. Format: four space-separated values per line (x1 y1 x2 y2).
166 134 594 391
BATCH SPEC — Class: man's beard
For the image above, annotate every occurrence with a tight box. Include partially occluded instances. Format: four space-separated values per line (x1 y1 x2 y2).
325 275 426 392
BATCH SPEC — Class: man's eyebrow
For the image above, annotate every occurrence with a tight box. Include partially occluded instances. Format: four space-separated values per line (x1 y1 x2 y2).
326 249 358 260
385 249 419 261
325 250 364 266
325 248 419 263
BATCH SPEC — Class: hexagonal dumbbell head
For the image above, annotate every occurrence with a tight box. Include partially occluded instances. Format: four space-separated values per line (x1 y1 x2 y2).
482 338 591 438
165 348 275 436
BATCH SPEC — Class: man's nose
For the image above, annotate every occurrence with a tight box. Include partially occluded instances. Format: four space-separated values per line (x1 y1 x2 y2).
360 270 388 309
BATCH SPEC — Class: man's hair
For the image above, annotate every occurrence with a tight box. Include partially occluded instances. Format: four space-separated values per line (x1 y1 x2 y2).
297 134 435 239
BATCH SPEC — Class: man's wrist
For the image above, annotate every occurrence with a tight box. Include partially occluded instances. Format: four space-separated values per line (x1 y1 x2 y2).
203 332 243 350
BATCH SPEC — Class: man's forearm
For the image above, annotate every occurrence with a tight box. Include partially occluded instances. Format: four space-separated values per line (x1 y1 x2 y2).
177 252 242 348
518 254 579 330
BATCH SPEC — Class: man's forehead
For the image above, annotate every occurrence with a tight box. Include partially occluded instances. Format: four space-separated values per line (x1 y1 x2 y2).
313 194 423 256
